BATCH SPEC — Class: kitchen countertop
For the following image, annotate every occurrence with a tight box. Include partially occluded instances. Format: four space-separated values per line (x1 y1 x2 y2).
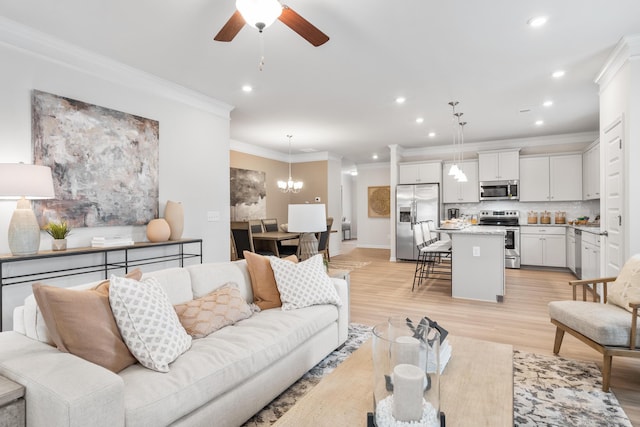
520 223 604 234
437 225 506 235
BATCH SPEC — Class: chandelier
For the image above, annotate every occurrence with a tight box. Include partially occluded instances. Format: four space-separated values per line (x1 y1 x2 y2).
447 101 468 183
277 135 303 193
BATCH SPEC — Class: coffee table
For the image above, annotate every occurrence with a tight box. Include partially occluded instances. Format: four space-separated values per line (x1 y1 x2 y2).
273 335 513 427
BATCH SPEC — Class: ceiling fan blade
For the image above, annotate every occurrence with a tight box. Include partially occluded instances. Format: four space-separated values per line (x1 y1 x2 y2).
214 10 246 42
278 5 329 47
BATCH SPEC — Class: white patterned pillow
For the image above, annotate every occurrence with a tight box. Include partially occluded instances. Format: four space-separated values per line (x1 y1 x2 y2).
109 275 192 372
607 254 640 312
269 254 342 311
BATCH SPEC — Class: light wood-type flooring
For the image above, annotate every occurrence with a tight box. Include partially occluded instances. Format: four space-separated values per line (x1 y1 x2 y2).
335 244 640 425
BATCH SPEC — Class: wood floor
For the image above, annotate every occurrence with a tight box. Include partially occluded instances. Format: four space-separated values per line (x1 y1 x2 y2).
334 245 640 425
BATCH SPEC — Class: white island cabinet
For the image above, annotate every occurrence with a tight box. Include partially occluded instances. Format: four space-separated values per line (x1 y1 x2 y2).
443 226 505 302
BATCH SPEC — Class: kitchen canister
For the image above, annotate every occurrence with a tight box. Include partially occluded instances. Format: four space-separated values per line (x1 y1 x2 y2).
527 211 538 224
555 211 566 224
540 211 551 224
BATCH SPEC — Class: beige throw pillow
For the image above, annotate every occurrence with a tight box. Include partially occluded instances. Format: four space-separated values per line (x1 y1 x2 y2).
244 251 297 310
607 254 640 312
174 282 253 338
31 269 142 373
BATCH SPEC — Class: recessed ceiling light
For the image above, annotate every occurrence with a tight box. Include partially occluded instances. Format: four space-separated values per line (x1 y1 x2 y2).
242 85 253 92
372 154 379 160
428 132 436 138
350 170 358 176
535 120 544 126
552 70 565 79
543 100 553 107
395 97 406 104
416 117 424 124
527 16 548 28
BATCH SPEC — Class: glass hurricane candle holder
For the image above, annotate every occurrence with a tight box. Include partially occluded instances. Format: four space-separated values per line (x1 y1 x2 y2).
372 317 441 427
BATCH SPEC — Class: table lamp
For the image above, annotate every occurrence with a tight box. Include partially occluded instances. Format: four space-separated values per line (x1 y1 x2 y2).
0 163 55 255
287 203 326 260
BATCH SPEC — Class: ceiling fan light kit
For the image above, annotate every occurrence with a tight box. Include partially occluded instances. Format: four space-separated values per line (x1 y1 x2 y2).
235 0 282 32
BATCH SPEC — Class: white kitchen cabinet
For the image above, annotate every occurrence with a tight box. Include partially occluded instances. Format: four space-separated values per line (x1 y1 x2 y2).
519 154 582 202
399 161 442 184
442 160 479 203
478 150 519 181
582 141 600 200
567 227 576 274
520 226 566 267
581 232 601 280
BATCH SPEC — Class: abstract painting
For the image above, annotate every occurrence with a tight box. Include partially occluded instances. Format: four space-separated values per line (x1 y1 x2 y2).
230 167 266 220
31 90 159 227
368 186 391 218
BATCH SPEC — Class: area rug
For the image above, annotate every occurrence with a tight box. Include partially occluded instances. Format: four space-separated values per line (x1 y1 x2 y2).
242 324 632 427
327 259 371 272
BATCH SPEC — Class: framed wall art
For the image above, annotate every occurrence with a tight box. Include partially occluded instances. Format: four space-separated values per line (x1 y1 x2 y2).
31 90 159 228
368 186 391 218
230 167 267 220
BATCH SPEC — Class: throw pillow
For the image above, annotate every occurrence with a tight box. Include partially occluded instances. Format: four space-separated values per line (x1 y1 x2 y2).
31 269 142 373
244 251 298 310
269 254 342 311
109 275 192 372
607 254 640 312
174 282 253 338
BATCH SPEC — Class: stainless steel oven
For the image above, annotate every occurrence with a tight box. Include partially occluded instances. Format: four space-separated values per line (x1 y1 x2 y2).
479 180 519 201
478 210 521 269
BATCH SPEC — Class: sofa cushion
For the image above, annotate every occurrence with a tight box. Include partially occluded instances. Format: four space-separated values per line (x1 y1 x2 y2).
30 270 141 372
141 267 194 305
270 254 342 310
118 304 339 426
109 275 192 372
174 282 254 338
549 300 640 346
244 251 297 309
187 261 253 301
607 254 640 312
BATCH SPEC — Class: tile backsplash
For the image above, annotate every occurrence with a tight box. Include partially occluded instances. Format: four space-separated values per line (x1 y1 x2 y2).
444 199 600 224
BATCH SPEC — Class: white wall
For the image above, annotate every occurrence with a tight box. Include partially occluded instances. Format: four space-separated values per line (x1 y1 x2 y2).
327 155 342 257
0 20 232 329
356 163 390 249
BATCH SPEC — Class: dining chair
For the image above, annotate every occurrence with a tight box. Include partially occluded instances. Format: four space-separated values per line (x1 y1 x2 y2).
230 221 274 258
317 217 334 262
261 218 279 232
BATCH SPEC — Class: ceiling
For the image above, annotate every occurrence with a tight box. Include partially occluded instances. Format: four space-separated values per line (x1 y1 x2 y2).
2 1 640 166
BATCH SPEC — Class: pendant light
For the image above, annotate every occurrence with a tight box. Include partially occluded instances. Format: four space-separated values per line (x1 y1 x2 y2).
448 101 468 183
277 135 303 193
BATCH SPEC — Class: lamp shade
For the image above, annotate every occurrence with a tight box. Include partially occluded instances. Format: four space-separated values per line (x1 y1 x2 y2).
0 163 55 199
236 0 282 30
287 204 326 233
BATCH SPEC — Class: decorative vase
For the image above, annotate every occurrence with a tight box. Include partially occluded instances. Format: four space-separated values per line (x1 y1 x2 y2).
52 239 67 251
164 200 184 241
146 218 171 243
372 317 441 426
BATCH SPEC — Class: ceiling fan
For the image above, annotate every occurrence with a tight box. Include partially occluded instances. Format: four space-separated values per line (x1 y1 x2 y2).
214 0 329 47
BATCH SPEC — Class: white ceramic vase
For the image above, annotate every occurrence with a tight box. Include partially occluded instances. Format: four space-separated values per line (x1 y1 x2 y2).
52 239 67 251
146 218 171 242
164 200 184 241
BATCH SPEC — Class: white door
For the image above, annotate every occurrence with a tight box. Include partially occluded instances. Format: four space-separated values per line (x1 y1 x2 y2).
604 118 624 276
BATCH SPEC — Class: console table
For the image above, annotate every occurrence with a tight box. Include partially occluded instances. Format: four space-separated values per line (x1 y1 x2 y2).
0 238 202 329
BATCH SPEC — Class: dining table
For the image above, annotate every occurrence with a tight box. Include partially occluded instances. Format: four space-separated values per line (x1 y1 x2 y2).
252 231 300 257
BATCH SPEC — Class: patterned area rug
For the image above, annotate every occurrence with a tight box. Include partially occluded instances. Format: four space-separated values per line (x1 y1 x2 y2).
327 259 371 272
242 324 631 427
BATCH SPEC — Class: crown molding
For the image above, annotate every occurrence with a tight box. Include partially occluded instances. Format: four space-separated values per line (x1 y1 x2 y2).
230 139 334 163
0 16 233 118
595 34 640 90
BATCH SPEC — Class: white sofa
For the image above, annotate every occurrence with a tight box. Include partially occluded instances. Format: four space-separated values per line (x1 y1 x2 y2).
0 260 349 427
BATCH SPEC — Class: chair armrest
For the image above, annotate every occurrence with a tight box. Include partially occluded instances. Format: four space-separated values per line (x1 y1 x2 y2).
331 278 349 345
0 332 125 427
628 301 640 350
569 276 617 302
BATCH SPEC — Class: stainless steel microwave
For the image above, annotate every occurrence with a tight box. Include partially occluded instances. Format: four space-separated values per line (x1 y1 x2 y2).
479 180 519 200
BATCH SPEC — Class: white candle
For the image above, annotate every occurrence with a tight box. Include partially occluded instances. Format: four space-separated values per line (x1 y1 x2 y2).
392 363 425 422
393 336 420 366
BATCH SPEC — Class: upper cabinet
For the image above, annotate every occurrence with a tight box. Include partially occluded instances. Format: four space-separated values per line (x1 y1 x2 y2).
520 154 583 202
399 161 442 184
478 150 519 181
582 141 600 200
442 160 479 203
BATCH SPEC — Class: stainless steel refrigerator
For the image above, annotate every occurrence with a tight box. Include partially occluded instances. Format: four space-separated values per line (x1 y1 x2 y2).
396 183 440 261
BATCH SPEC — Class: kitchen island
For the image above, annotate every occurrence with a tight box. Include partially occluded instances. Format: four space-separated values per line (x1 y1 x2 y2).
438 225 506 302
